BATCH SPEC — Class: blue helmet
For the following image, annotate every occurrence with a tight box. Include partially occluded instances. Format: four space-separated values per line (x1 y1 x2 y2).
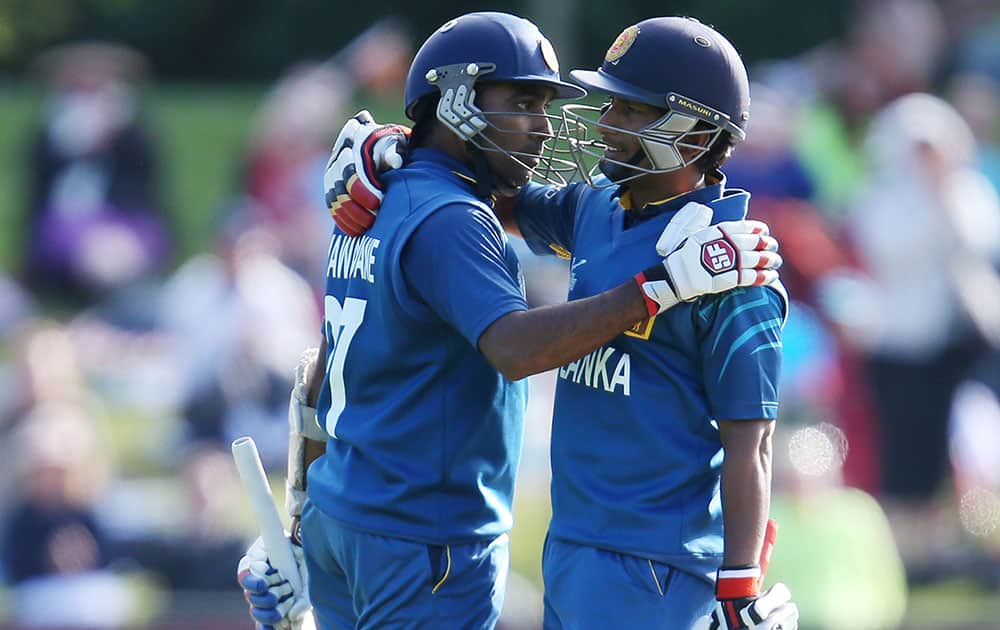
403 12 586 188
404 12 584 121
562 17 750 183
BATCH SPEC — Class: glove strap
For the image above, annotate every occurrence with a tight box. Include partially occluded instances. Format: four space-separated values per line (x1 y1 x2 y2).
633 264 677 318
716 565 761 600
633 272 660 318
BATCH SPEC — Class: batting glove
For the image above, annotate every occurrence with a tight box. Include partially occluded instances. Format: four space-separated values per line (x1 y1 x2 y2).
693 567 799 630
634 202 781 316
237 536 312 630
324 110 410 236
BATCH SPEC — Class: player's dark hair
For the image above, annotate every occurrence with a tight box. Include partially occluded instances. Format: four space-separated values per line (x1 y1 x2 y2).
409 94 441 149
694 123 735 174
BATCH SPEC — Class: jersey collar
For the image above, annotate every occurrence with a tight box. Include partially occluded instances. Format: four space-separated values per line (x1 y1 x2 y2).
617 171 727 226
408 148 483 195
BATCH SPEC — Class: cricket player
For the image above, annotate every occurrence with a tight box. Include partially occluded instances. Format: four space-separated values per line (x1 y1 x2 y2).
238 13 785 630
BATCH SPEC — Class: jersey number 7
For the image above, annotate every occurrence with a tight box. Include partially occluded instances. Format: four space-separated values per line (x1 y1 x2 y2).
323 296 367 437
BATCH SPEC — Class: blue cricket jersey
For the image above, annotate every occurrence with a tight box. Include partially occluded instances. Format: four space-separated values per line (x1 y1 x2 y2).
308 148 529 544
515 175 787 582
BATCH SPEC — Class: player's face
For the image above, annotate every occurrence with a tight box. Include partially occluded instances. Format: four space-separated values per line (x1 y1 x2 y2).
477 82 556 196
597 97 666 169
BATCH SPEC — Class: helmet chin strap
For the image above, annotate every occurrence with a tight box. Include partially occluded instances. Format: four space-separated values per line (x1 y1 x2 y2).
598 149 647 183
467 140 526 198
467 142 496 199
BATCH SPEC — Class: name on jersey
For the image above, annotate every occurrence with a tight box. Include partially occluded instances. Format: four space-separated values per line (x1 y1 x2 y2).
328 234 380 284
558 345 631 396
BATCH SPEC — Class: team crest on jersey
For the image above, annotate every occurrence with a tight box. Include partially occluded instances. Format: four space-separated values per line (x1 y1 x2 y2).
701 238 737 275
624 316 655 340
605 26 639 64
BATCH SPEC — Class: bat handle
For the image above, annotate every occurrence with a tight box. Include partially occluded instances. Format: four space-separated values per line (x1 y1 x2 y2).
758 518 779 587
232 436 304 594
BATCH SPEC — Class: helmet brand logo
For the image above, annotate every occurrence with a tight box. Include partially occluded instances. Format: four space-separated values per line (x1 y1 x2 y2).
673 95 713 119
605 25 639 65
694 35 712 47
540 37 560 73
439 18 458 33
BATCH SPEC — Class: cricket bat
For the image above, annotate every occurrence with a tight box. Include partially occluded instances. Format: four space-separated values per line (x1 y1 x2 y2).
759 518 778 587
232 436 304 594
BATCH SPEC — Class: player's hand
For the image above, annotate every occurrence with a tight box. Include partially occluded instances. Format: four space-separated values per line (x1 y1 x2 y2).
237 536 312 630
325 110 410 236
693 581 799 629
635 203 781 316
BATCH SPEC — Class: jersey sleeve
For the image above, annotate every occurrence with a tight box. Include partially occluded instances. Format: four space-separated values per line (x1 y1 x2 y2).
513 181 587 259
696 286 785 421
402 203 528 347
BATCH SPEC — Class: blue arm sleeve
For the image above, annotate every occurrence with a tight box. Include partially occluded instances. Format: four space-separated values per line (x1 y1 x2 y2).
697 286 785 420
402 203 528 347
513 182 588 259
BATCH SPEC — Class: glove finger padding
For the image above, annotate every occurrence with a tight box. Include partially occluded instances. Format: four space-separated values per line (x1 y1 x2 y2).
696 583 799 630
746 583 794 620
736 250 783 273
636 217 782 316
237 536 311 629
725 233 778 255
714 219 771 238
330 197 376 237
655 201 714 256
325 110 411 237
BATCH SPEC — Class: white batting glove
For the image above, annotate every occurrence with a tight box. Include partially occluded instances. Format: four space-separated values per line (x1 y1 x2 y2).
654 201 716 256
635 203 781 316
237 536 312 630
324 110 410 236
693 581 799 630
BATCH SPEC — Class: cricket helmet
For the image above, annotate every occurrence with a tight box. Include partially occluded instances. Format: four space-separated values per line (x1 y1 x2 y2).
563 17 751 183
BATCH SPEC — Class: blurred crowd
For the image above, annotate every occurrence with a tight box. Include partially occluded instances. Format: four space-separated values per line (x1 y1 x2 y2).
1 1 999 628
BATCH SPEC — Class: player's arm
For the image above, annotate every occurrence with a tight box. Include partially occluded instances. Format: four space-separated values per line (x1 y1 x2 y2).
479 282 647 380
718 418 773 567
482 209 779 381
695 286 798 629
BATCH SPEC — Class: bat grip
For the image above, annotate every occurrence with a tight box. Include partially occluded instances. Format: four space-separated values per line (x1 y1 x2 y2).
232 436 304 594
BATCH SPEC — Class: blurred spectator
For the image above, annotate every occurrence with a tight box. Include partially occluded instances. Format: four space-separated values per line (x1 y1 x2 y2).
235 20 412 280
239 61 351 278
2 404 110 584
723 83 885 492
949 72 1000 191
112 443 246 591
0 319 105 440
821 93 1000 575
0 403 138 627
158 217 319 464
795 0 945 216
23 42 171 309
724 83 815 203
770 419 907 629
948 349 1000 586
951 0 1000 84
